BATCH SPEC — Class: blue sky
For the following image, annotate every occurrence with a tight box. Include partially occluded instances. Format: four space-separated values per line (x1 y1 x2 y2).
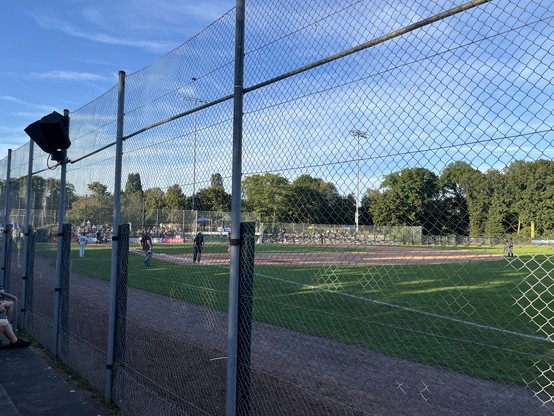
0 0 235 158
2 0 552 199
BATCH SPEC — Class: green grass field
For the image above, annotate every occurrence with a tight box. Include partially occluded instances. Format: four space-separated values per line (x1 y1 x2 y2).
36 241 554 391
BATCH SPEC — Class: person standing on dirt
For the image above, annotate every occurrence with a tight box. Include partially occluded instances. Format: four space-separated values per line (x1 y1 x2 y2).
140 232 153 266
193 232 204 263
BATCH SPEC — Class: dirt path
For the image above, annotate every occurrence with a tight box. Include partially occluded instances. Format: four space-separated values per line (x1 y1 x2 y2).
153 244 502 267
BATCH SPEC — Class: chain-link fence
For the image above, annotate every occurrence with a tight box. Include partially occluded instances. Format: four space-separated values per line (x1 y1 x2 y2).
1 0 554 415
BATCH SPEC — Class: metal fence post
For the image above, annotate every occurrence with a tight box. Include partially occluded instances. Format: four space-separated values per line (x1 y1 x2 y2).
236 222 255 416
23 227 36 329
52 221 71 358
2 149 12 291
59 223 72 359
105 70 126 404
2 224 13 293
226 0 246 414
114 223 129 399
21 141 34 327
52 110 70 359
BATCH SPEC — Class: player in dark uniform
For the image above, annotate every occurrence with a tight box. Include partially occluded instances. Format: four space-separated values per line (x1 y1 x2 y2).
193 232 204 263
140 232 153 266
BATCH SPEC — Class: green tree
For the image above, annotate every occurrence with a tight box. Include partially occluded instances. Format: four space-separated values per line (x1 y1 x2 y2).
36 177 77 222
504 159 554 236
367 188 400 226
242 173 290 225
88 181 110 197
195 177 231 212
332 194 357 225
461 169 489 237
121 173 145 226
9 175 77 227
369 168 439 233
139 187 165 229
66 181 112 226
438 161 475 235
164 184 186 210
28 176 47 211
482 169 509 237
122 190 145 227
145 187 165 209
287 174 343 224
210 173 224 189
124 173 143 195
195 187 231 212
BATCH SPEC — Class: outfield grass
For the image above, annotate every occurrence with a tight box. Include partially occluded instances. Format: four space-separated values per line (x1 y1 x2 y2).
36 241 554 390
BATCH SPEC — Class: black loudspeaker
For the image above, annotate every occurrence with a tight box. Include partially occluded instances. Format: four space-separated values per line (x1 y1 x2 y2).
24 111 70 155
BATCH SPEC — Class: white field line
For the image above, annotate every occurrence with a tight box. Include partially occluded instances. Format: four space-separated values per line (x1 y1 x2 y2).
136 249 552 345
255 271 553 345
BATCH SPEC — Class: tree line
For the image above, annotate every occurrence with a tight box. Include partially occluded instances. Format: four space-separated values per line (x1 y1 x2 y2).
242 159 553 237
4 159 553 237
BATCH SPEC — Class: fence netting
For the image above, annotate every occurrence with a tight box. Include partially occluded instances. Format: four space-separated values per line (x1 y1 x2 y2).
1 0 554 415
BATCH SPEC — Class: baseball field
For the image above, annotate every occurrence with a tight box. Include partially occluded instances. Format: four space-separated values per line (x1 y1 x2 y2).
37 240 554 396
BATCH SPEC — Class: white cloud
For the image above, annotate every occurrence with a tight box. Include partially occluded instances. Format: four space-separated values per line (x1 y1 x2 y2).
28 0 235 55
0 95 25 104
78 0 234 32
30 14 178 54
29 70 109 82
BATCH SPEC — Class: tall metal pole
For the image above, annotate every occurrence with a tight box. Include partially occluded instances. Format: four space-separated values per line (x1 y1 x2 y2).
105 70 126 404
1 149 12 290
21 141 34 323
192 77 198 213
182 78 208 227
350 130 368 234
356 138 360 233
226 0 246 414
52 110 70 358
193 109 197 211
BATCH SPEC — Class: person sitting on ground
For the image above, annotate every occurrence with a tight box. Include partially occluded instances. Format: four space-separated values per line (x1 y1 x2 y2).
0 300 31 348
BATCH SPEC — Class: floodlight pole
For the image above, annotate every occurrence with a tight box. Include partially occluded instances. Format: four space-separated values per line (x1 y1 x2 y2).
350 129 368 234
181 78 208 233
